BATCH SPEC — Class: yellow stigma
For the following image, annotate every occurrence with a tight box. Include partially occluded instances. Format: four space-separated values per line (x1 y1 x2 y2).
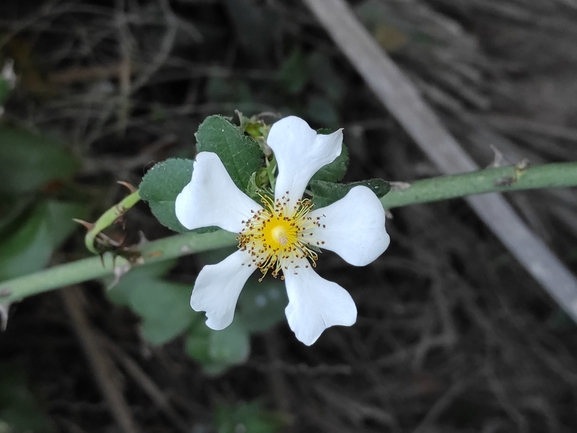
238 192 325 280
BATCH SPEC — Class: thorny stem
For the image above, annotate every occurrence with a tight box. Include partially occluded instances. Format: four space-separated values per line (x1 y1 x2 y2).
81 190 141 254
380 161 577 209
1 162 576 304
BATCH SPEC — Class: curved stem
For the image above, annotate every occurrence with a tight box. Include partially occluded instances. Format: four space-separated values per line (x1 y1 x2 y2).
1 162 576 303
80 190 141 254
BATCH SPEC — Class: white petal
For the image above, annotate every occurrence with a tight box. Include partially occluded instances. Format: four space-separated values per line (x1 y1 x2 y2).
191 250 256 330
284 260 357 345
175 152 262 233
310 186 390 266
267 116 343 207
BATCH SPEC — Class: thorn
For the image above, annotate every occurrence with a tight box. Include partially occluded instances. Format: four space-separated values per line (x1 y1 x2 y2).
488 145 505 168
99 232 124 247
117 180 137 194
73 219 95 231
113 215 126 229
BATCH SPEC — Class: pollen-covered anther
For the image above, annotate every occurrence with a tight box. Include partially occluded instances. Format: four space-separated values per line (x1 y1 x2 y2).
238 194 323 279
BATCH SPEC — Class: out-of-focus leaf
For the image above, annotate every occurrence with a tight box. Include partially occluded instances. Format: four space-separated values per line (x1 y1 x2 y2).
0 200 85 281
195 115 263 192
277 49 309 95
106 260 196 345
206 77 252 103
139 158 193 233
186 318 250 376
355 0 432 52
306 52 346 103
306 95 339 128
0 78 11 106
0 127 78 196
222 0 279 63
238 278 287 333
0 362 56 433
215 401 287 433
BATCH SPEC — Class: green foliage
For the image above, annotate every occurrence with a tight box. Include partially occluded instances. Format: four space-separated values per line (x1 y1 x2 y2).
185 317 250 376
214 401 287 433
106 259 287 375
106 260 196 345
277 49 308 95
310 178 391 208
0 78 11 106
139 158 193 233
0 363 55 433
0 127 77 196
306 51 347 103
306 95 340 127
206 77 252 103
195 115 263 191
0 201 86 281
237 278 288 333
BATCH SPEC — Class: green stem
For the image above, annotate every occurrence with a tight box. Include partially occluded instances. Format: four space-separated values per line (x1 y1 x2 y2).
0 230 237 303
82 190 141 254
1 162 576 303
381 162 577 209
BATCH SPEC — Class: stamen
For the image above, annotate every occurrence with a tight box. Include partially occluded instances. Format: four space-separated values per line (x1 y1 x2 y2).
237 193 324 279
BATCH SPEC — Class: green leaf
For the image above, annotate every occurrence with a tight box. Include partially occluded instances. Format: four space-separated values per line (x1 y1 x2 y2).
106 261 196 345
206 77 252 103
0 363 56 433
0 200 86 281
106 260 176 306
209 318 250 363
306 95 340 128
306 52 346 103
311 140 349 183
276 48 309 95
215 401 287 433
186 318 250 376
0 78 11 106
139 158 193 233
310 179 391 208
0 127 78 196
237 278 287 333
195 116 263 192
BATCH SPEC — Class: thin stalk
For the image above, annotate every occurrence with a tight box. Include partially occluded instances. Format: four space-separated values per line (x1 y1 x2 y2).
381 162 577 209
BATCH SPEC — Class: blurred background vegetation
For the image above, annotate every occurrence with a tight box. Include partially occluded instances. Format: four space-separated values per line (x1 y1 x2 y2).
1 0 577 432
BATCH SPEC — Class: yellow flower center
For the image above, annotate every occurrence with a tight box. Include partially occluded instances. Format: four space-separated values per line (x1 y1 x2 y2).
238 192 325 279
